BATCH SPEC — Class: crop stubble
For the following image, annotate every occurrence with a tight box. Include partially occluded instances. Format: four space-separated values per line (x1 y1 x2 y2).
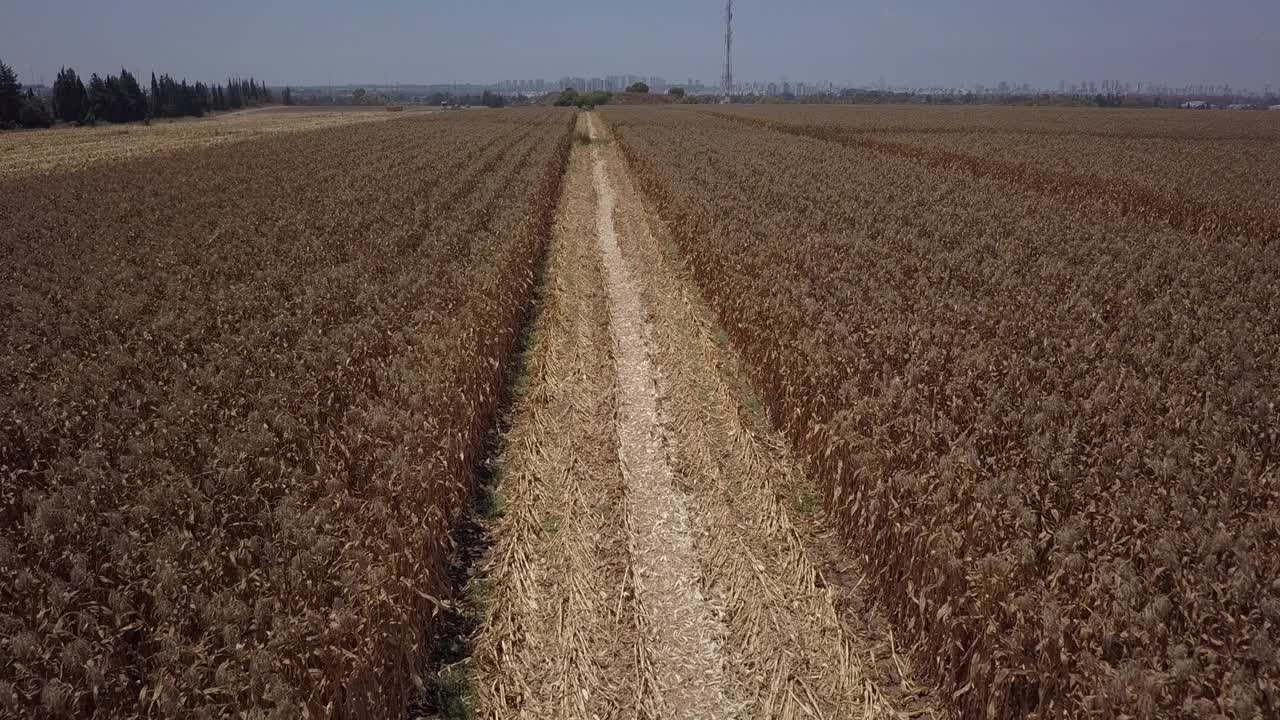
471 115 641 719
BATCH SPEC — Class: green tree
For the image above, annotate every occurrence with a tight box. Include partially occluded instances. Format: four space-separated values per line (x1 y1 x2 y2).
95 73 128 122
53 67 89 123
667 86 686 97
227 78 243 109
85 73 107 124
625 81 649 94
555 88 611 109
19 92 53 128
582 91 612 108
119 68 148 121
0 60 23 127
150 72 161 115
282 87 293 106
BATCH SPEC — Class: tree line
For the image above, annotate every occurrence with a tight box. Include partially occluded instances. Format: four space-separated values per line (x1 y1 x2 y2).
1 59 276 130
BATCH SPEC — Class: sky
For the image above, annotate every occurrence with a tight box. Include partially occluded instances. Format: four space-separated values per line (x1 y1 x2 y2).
2 1 1278 90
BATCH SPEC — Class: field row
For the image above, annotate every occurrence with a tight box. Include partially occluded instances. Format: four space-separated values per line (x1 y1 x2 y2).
604 106 1280 719
713 103 1280 140
0 108 574 718
712 104 1280 244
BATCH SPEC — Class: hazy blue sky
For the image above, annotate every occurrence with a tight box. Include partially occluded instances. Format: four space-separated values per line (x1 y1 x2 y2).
2 1 1277 89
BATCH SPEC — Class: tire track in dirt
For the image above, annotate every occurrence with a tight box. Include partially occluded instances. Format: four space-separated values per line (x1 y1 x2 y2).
589 116 738 720
468 113 942 720
594 113 945 720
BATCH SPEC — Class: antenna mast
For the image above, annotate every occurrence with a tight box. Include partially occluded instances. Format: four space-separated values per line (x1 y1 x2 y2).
722 0 733 103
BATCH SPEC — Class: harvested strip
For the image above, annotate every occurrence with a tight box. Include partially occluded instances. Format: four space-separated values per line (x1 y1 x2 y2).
472 117 636 719
588 115 737 720
596 112 941 719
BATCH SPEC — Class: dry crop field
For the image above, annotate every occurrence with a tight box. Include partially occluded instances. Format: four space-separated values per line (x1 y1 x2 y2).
3 99 1278 720
604 104 1280 719
0 108 574 717
0 107 410 180
717 104 1280 244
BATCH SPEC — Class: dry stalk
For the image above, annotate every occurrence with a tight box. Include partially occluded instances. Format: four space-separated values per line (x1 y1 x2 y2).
472 133 635 720
597 123 901 720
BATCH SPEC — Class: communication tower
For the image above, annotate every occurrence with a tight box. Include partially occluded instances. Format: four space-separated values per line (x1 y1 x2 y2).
722 0 733 103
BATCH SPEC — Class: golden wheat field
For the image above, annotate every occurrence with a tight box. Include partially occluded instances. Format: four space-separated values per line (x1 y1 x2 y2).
2 104 1278 720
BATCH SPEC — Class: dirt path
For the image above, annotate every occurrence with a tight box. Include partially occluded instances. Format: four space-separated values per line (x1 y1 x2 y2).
467 113 945 720
591 116 738 720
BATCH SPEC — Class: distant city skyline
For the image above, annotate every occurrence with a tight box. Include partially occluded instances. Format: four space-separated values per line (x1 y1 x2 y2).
483 75 1270 96
296 74 1273 100
3 1 1276 92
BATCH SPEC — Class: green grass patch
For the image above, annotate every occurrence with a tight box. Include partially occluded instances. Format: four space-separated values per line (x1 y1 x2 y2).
478 462 509 520
541 512 562 538
791 489 819 514
433 663 475 720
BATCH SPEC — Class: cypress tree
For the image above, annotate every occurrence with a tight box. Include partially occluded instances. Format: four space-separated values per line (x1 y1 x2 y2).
86 73 106 124
102 73 126 122
194 82 210 116
119 68 147 121
76 77 87 119
0 60 22 126
18 89 53 128
53 67 89 123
